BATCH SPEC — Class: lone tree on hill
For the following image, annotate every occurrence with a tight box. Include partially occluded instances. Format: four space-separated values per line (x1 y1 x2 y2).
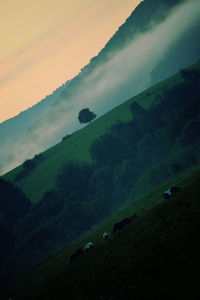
78 108 96 124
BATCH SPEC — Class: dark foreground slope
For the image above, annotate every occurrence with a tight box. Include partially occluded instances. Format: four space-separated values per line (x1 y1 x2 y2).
7 166 200 300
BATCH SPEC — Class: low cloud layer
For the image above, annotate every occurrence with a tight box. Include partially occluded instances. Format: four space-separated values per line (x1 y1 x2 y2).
1 0 200 175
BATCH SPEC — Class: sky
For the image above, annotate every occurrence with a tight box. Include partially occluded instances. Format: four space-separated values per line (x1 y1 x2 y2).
0 0 141 123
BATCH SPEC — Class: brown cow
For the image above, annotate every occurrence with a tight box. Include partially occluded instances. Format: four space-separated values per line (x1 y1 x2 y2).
112 214 138 235
70 248 84 263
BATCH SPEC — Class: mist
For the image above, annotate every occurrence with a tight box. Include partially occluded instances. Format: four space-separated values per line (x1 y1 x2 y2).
1 0 200 175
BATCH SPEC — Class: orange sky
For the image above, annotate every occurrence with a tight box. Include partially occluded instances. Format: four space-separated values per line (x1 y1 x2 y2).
0 0 141 123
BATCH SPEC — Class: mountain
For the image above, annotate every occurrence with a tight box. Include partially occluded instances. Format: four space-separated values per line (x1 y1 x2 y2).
62 0 198 89
0 0 199 175
0 84 69 143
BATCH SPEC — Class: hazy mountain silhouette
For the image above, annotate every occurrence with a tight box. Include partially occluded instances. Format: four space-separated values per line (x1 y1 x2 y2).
0 0 199 174
0 83 69 143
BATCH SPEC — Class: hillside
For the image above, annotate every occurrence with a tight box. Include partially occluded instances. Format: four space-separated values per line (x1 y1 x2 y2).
4 61 200 202
6 164 200 300
1 62 200 296
1 0 199 175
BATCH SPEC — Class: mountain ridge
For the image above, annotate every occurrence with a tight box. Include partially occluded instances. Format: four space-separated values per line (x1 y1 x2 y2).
0 82 69 140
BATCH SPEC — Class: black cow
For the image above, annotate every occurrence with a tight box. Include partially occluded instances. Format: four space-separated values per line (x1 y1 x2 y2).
70 248 84 263
112 214 138 235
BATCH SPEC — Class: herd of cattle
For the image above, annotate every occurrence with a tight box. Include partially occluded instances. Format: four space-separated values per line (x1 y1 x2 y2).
70 185 181 263
69 214 138 263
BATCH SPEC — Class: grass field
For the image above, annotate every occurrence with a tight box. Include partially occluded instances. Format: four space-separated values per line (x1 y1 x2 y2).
8 163 200 300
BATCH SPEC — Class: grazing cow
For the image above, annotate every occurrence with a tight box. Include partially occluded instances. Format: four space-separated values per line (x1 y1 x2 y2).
84 242 95 253
130 214 138 221
112 214 138 235
164 188 172 199
70 248 84 263
103 232 111 240
170 185 181 193
164 185 181 199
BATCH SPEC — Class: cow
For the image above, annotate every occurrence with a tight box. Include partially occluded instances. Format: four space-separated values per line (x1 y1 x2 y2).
84 242 95 253
164 188 172 199
112 214 138 235
164 185 181 199
170 185 181 194
70 248 84 263
130 214 138 221
103 232 111 240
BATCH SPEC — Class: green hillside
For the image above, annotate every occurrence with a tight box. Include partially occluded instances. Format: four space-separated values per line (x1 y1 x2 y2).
4 62 197 203
1 62 200 298
7 163 200 300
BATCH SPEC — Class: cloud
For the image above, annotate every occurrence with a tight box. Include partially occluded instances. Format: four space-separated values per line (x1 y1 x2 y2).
0 0 200 175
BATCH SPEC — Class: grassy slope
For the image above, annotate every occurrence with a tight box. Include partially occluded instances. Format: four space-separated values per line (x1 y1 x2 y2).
3 68 187 203
9 163 200 300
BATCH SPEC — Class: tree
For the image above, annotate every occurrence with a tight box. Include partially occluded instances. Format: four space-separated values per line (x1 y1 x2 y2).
89 166 114 199
0 178 31 228
23 159 36 169
90 133 131 167
56 161 94 201
78 108 96 124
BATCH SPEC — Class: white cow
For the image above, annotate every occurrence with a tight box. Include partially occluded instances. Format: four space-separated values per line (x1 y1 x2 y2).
103 232 110 240
84 242 94 252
